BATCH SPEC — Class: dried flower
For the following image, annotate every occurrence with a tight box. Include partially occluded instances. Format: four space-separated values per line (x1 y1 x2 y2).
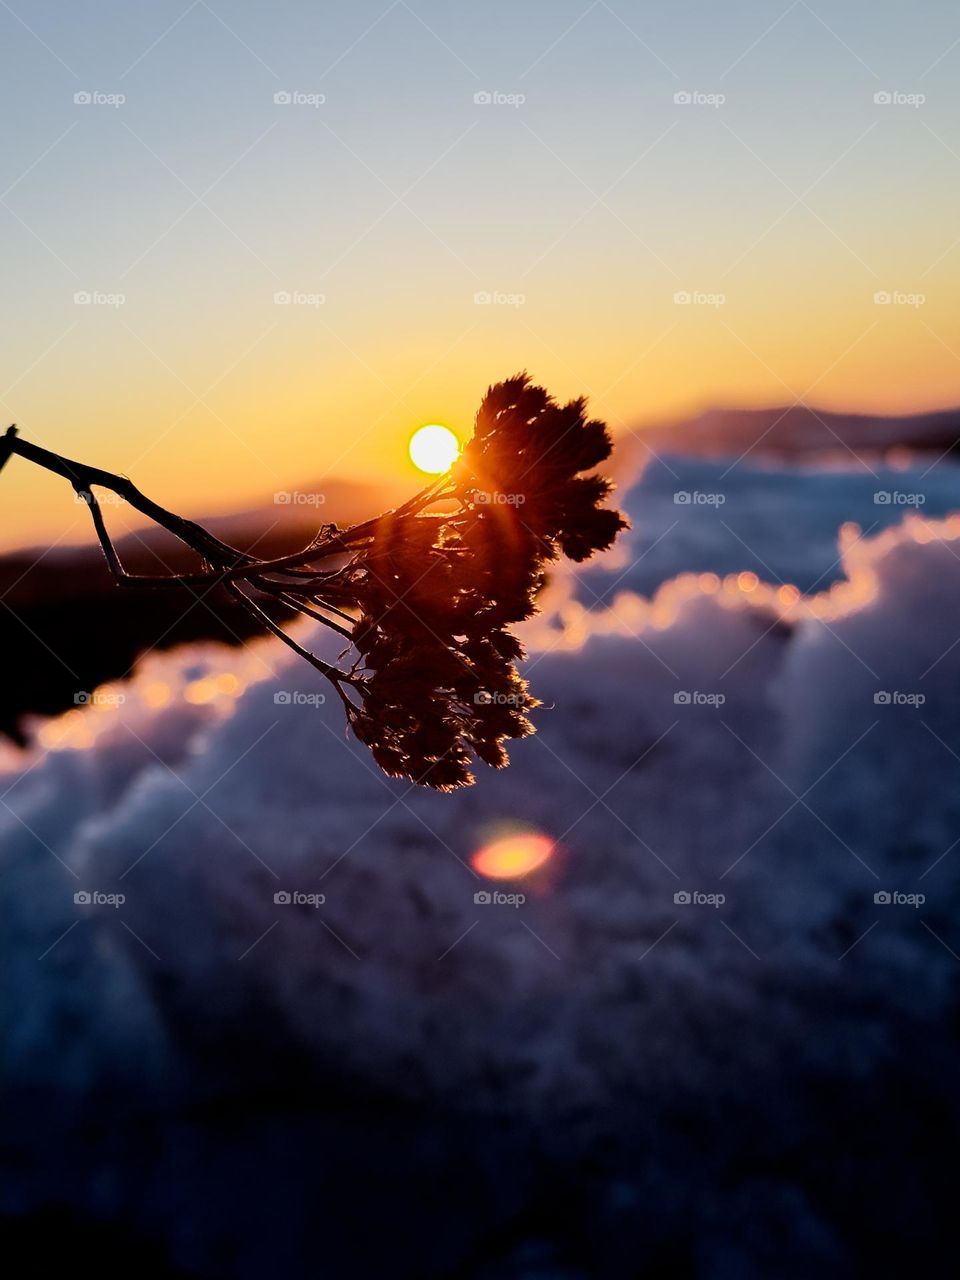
2 375 628 789
342 374 628 788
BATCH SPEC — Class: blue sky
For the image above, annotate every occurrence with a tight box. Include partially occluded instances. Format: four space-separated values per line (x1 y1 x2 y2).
2 0 959 544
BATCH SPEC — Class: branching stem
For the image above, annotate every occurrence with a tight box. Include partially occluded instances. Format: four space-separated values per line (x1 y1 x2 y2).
0 423 433 701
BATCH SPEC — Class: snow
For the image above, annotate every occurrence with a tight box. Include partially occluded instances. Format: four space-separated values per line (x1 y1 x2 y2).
3 455 960 1277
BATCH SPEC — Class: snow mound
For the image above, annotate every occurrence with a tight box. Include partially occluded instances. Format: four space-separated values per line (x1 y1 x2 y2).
3 471 960 1278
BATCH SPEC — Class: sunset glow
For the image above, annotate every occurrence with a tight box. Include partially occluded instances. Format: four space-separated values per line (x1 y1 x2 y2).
2 1 960 554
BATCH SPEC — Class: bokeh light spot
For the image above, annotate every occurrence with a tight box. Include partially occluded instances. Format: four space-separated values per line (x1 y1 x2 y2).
472 832 554 879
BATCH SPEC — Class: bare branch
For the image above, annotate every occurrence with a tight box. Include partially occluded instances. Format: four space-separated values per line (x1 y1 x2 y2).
2 375 628 789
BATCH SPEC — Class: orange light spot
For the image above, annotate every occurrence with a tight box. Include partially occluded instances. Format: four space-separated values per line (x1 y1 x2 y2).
472 832 554 879
699 572 720 593
38 709 93 751
778 584 800 606
143 681 171 709
737 570 759 593
184 677 218 705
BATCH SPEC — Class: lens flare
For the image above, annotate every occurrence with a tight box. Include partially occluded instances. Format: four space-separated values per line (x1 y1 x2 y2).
409 424 460 474
472 832 554 879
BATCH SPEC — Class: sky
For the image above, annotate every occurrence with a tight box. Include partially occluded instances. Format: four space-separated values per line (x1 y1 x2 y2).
1 0 960 548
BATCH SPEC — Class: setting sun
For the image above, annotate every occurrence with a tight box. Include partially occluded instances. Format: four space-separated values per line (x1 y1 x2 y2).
409 424 460 475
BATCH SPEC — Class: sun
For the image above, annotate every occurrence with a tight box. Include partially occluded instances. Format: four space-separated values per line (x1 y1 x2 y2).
409 424 460 474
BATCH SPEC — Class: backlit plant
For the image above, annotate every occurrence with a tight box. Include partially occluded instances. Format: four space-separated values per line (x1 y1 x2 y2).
1 374 626 789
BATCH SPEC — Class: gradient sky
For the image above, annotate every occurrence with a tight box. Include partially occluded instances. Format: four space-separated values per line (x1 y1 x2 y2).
1 0 959 547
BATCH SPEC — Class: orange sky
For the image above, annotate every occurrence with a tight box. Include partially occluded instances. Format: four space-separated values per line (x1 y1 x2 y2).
3 0 960 549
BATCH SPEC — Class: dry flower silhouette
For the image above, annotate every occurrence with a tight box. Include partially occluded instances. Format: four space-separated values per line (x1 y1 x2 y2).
1 375 627 789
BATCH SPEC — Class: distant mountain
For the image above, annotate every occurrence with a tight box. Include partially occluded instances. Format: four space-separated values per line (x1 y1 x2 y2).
635 404 960 463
